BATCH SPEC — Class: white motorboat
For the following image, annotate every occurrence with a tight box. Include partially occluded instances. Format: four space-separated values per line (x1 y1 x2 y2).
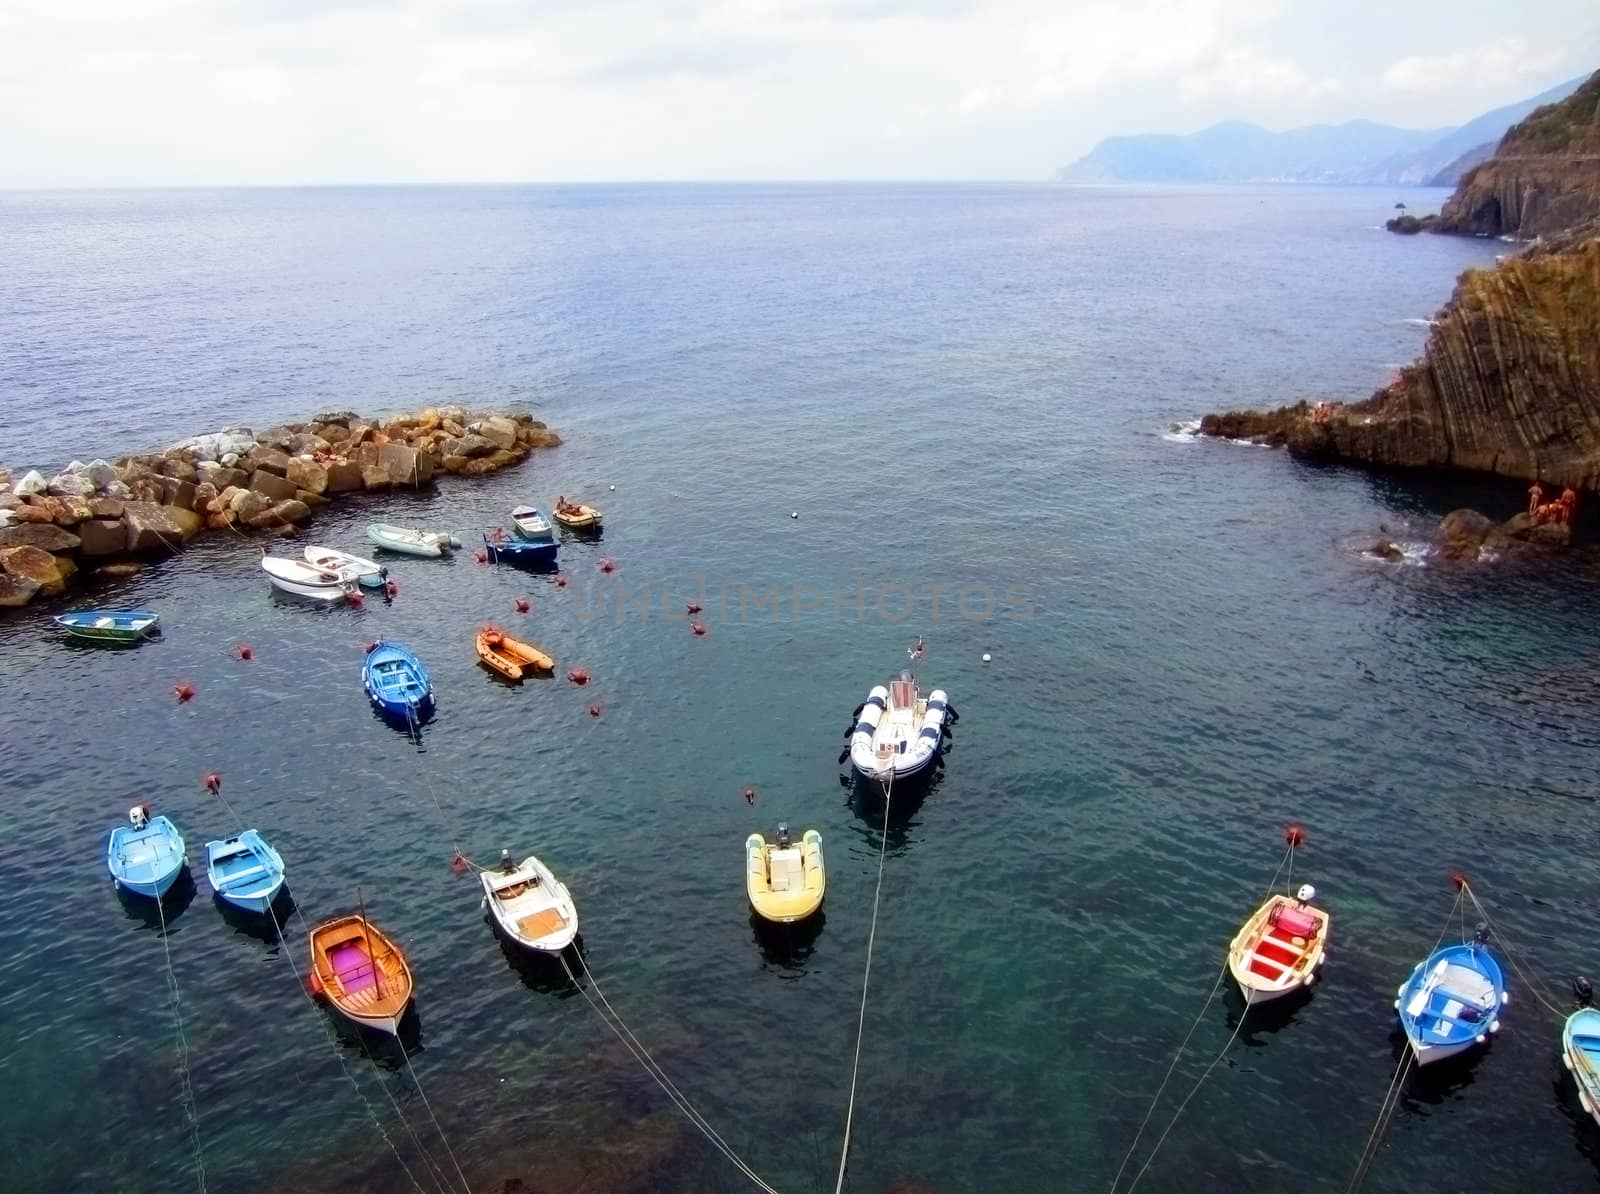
303 545 387 587
847 671 950 781
261 555 353 602
480 850 579 954
367 522 457 558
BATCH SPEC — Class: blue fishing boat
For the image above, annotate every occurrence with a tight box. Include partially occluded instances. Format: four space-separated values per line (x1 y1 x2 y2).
55 609 160 643
204 830 286 914
1395 925 1507 1065
483 531 557 567
106 806 187 899
1563 999 1600 1126
363 640 434 722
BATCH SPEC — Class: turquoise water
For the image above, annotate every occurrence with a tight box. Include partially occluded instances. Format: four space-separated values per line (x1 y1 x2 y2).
3 184 1599 1193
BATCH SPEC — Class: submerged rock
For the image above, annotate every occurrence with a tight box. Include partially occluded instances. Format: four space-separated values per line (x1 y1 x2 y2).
1369 539 1405 561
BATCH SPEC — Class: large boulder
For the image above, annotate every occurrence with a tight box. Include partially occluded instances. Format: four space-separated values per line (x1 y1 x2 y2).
287 433 331 456
459 449 522 476
230 489 270 520
12 470 46 497
441 454 470 474
0 545 76 596
472 416 520 452
47 470 95 497
246 499 311 529
377 441 430 486
248 469 299 502
210 467 248 492
1502 510 1572 547
256 425 296 451
325 460 364 493
312 410 360 427
89 497 125 519
155 456 199 483
51 496 94 526
444 434 496 460
523 427 562 449
85 460 120 491
12 503 57 524
160 477 199 510
250 450 291 477
0 572 40 607
285 458 328 495
77 518 128 558
1438 509 1497 560
361 466 393 491
123 501 202 552
0 523 80 552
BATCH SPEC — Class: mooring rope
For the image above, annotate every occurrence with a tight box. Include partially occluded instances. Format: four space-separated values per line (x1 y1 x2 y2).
152 892 208 1194
403 705 464 860
832 765 895 1194
1343 883 1466 1194
1107 841 1294 1193
559 952 783 1194
1461 881 1567 1019
395 1036 475 1194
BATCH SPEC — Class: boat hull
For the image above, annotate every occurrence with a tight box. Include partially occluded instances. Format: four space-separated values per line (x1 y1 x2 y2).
205 832 286 914
847 683 949 782
483 533 558 568
746 830 826 924
56 610 160 643
481 856 579 954
363 642 435 721
1396 942 1505 1066
1227 894 1329 1006
107 817 187 900
1563 1009 1600 1124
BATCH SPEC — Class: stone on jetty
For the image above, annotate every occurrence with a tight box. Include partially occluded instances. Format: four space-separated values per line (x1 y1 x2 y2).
13 470 46 497
248 470 299 503
78 519 127 557
0 545 76 596
0 523 80 553
123 501 202 552
285 458 328 495
0 572 41 606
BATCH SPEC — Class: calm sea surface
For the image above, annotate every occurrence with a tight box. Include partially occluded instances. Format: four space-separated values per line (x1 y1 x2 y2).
3 183 1599 1194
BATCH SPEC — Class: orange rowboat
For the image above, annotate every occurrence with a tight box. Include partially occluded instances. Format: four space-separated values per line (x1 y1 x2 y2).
307 913 414 1035
476 626 555 682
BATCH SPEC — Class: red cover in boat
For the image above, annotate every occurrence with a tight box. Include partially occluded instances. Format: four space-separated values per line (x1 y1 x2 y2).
1270 904 1320 939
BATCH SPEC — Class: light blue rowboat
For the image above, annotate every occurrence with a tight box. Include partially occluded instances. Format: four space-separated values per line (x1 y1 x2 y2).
107 807 186 899
510 506 555 543
367 523 459 558
1395 929 1507 1065
1563 1006 1600 1125
55 609 160 643
363 640 434 722
205 830 286 914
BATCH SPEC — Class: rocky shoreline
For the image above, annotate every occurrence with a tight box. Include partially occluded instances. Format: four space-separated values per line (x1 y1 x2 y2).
0 407 560 608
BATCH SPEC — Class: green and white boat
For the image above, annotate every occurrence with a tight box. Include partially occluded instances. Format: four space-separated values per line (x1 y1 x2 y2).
54 609 161 643
366 522 459 558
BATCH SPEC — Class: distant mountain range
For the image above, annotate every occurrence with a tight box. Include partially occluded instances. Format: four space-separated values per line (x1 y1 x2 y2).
1057 76 1586 186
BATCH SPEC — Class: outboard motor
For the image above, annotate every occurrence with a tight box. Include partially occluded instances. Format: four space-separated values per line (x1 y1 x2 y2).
500 848 516 874
128 805 149 830
775 823 792 850
1296 884 1316 905
1575 975 1594 1007
1472 921 1491 946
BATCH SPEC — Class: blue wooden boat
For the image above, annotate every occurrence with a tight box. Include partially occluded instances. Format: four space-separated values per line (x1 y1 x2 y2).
483 531 557 567
55 609 160 643
106 806 186 899
1563 1004 1600 1125
204 830 286 913
1395 926 1506 1065
363 640 434 721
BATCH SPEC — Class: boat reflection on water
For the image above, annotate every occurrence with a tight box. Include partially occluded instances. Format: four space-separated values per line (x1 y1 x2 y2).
750 908 826 971
327 1003 424 1065
116 868 197 926
496 931 587 999
213 888 296 944
845 764 939 831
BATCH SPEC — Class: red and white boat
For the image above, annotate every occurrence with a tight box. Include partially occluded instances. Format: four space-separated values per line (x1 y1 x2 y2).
1227 885 1329 1005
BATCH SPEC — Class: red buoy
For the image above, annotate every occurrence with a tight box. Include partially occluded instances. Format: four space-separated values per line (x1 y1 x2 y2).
686 602 703 615
743 787 757 805
514 595 530 613
598 557 616 574
474 549 489 565
587 701 603 718
554 573 569 588
363 638 380 654
347 589 365 607
1284 824 1306 847
235 644 254 661
203 771 222 794
173 682 196 704
690 621 708 637
449 853 471 876
567 667 590 686
385 579 399 599
1451 870 1471 891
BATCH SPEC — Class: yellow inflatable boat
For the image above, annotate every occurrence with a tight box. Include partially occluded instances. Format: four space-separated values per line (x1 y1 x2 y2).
746 825 825 924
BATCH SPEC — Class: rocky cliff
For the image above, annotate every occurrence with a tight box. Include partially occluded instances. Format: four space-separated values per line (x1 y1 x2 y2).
1435 69 1600 238
1204 69 1600 490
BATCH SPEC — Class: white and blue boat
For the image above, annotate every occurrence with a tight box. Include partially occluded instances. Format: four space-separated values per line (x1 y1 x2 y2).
204 830 286 914
107 806 187 899
483 530 558 567
510 506 555 543
1395 925 1507 1065
1563 982 1600 1125
363 640 434 722
55 609 160 643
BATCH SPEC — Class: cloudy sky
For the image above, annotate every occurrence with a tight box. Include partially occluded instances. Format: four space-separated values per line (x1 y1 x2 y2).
0 0 1596 186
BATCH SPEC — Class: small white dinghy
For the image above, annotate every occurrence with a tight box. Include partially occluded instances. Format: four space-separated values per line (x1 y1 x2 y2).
480 850 579 954
367 522 457 558
261 555 353 602
303 546 387 587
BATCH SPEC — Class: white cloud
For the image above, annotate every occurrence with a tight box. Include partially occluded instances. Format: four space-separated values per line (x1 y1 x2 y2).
1382 37 1570 93
1179 46 1341 102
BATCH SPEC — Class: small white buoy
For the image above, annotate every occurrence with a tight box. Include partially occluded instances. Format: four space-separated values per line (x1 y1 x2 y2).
790 511 798 519
981 653 991 663
609 484 616 491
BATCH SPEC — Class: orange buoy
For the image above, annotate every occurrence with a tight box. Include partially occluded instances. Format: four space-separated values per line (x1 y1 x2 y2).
1284 824 1306 847
363 638 380 654
690 621 708 637
554 573 569 588
307 972 324 996
385 579 399 599
587 701 603 717
347 589 365 607
235 644 254 661
598 557 616 574
474 549 489 565
514 595 530 613
743 787 757 805
173 682 196 703
449 853 471 876
686 601 703 615
568 667 590 686
203 771 222 794
1451 870 1471 891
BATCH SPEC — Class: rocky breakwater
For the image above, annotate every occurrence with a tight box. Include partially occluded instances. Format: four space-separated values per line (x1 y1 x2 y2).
0 407 559 608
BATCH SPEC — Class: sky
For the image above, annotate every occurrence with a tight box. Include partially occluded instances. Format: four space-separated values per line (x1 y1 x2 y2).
0 0 1596 186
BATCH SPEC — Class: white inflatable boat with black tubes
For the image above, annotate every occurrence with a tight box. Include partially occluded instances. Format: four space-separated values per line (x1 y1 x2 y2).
844 671 953 781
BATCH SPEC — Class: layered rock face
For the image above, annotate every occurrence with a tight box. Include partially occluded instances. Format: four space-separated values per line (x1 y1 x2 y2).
1204 69 1600 489
0 405 561 609
1435 70 1600 239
